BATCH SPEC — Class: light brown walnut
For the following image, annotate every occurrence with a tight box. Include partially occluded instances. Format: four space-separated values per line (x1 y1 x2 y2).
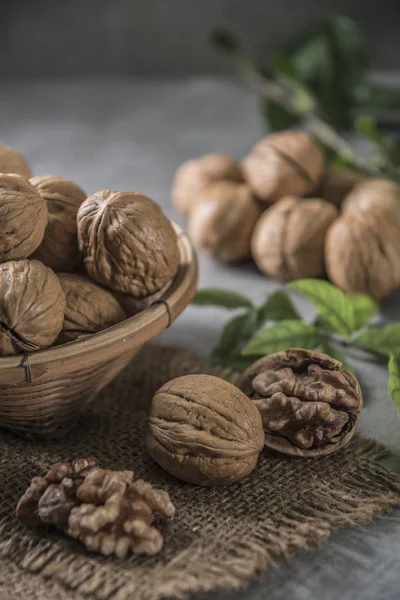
0 145 32 178
0 174 48 262
77 190 180 298
146 374 264 486
239 349 362 457
341 178 400 217
242 132 324 203
57 273 126 344
320 167 366 207
251 196 337 281
188 180 263 263
31 175 87 271
325 208 400 299
0 259 66 355
172 153 243 216
117 279 173 317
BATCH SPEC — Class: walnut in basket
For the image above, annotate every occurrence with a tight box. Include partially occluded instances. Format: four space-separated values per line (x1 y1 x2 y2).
57 273 127 344
0 259 66 355
341 178 400 217
77 191 180 298
0 144 32 178
31 175 87 272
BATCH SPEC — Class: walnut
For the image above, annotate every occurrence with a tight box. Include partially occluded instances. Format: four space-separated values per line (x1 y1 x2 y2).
320 167 366 207
57 273 126 344
188 181 263 263
242 132 324 203
251 196 337 281
325 208 400 299
172 153 243 216
31 175 86 272
341 178 400 216
239 349 362 457
117 279 173 317
77 190 180 298
0 173 48 262
146 374 264 486
0 145 32 178
0 259 66 355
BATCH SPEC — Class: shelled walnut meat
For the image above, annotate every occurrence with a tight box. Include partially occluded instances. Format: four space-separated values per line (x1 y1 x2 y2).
189 180 263 262
146 374 264 486
78 190 180 297
57 273 126 344
0 173 48 262
325 207 400 299
0 144 32 178
172 153 243 216
251 196 337 281
242 131 324 203
239 348 363 457
0 259 66 355
16 458 175 557
341 178 400 217
31 175 87 271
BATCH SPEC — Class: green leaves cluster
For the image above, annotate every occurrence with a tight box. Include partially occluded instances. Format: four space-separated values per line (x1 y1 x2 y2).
192 279 400 416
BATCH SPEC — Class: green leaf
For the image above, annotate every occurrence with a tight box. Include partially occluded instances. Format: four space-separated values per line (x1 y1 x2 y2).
209 28 241 55
354 115 388 150
347 294 378 329
257 290 301 325
388 354 400 417
270 51 299 79
321 341 354 374
353 82 400 112
261 98 299 131
353 324 400 357
213 354 255 371
212 311 258 359
288 279 355 336
242 320 319 356
192 289 253 310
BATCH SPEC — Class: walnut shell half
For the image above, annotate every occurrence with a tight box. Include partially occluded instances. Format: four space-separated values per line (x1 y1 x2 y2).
31 175 87 272
77 191 180 298
0 174 48 262
0 145 32 178
0 259 66 355
238 348 362 457
251 196 337 281
146 374 264 486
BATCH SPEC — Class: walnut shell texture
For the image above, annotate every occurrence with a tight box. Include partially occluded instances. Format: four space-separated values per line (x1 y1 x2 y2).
117 279 173 317
320 167 366 207
189 181 263 262
0 173 48 262
77 190 180 298
239 348 362 457
57 273 126 344
146 374 264 486
325 208 400 299
31 175 87 272
172 153 243 216
242 132 324 203
0 145 32 178
251 196 337 281
0 259 66 355
341 178 400 217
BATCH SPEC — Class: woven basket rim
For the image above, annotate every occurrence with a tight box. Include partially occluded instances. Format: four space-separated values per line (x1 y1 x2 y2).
0 222 198 370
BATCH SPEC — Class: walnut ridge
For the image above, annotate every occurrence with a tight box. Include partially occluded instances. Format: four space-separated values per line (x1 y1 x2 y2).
146 374 265 486
239 348 362 457
77 190 180 297
0 145 32 178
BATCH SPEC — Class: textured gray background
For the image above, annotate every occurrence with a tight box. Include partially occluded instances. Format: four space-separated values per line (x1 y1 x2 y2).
1 0 400 76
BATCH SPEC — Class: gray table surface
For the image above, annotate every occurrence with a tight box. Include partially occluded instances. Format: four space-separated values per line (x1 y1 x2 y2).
1 77 400 600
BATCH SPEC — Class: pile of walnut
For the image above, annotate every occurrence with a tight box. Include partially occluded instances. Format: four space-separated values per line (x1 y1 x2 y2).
0 145 180 356
172 131 400 300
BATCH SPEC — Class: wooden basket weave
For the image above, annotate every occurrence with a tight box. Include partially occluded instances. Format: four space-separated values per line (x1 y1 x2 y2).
0 225 198 438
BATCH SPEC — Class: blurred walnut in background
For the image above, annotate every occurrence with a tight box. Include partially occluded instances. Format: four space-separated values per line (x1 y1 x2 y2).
0 145 32 178
31 175 87 272
341 178 400 216
320 167 366 207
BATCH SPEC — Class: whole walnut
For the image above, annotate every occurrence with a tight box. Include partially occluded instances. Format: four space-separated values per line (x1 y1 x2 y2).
0 259 66 355
242 131 324 203
77 191 180 297
320 167 366 207
0 174 48 262
31 175 87 272
117 279 173 317
325 208 400 299
172 153 243 216
0 145 32 178
341 178 400 217
57 273 126 344
146 374 264 486
251 196 338 281
188 180 262 262
239 348 362 457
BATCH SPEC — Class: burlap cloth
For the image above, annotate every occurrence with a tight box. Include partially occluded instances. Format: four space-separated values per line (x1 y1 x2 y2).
1 344 400 600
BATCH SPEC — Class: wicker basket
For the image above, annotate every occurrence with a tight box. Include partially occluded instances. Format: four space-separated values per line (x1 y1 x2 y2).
0 225 198 438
